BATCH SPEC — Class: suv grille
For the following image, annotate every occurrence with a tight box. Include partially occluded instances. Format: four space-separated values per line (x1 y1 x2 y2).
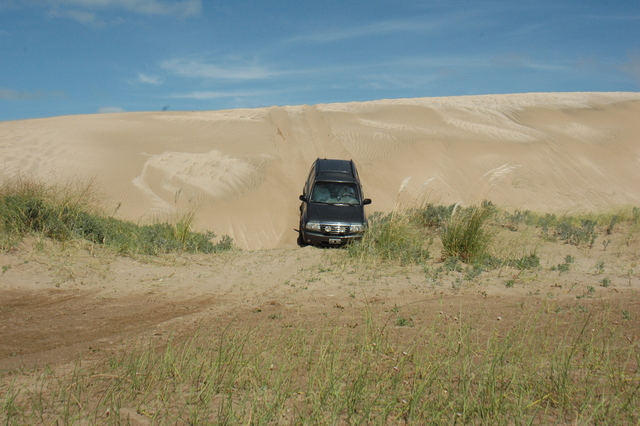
323 224 349 235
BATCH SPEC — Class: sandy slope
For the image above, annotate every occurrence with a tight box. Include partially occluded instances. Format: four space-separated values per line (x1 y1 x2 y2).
1 92 639 250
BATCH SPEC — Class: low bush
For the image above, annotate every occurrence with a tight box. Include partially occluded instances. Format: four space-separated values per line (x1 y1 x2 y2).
555 218 597 247
410 203 456 228
0 177 232 255
346 212 430 265
551 255 575 273
440 205 494 264
506 252 541 270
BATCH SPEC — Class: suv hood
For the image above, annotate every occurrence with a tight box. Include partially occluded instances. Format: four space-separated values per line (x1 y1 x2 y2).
306 203 366 224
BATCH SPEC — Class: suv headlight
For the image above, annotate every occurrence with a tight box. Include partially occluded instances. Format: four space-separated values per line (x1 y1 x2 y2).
350 223 367 233
305 221 322 231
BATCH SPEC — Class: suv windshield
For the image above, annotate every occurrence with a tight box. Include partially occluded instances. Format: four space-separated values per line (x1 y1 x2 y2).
310 181 359 205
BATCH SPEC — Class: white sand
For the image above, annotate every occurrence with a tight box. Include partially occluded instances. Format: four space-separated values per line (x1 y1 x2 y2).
2 92 639 250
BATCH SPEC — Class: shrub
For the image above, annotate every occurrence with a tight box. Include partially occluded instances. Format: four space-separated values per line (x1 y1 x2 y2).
440 205 493 264
346 212 430 265
503 209 534 227
411 203 456 228
551 255 575 273
555 218 597 247
0 177 233 255
507 252 541 270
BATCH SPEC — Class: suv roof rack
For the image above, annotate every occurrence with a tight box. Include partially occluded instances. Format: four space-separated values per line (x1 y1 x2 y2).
314 158 356 180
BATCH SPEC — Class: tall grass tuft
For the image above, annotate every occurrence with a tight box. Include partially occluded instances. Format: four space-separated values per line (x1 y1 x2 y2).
346 212 430 265
440 204 494 263
0 175 233 255
0 175 98 248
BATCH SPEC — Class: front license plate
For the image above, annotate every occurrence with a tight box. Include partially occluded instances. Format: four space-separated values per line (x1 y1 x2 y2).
329 238 342 245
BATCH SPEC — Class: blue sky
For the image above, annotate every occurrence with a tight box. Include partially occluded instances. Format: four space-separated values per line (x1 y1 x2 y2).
1 0 639 121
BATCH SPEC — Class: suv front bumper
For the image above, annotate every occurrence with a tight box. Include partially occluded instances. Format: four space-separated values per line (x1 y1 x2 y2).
300 229 363 246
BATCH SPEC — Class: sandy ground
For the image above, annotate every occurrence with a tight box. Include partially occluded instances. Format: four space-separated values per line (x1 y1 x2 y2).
1 232 639 372
1 92 640 374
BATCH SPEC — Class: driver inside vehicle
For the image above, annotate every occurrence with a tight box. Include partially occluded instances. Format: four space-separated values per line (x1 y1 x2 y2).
338 184 357 203
311 182 358 204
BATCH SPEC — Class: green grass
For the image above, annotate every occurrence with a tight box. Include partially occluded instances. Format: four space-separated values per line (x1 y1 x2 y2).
551 255 575 273
501 206 640 247
345 211 431 265
345 201 640 273
0 176 233 255
440 205 494 264
345 203 498 267
2 305 638 424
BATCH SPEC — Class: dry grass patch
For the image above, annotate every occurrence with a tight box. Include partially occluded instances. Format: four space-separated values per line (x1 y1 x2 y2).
0 175 233 255
2 300 638 424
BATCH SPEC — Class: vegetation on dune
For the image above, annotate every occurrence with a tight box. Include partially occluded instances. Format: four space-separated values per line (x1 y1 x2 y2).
439 202 494 264
347 199 640 272
0 176 233 255
346 211 431 265
341 199 640 296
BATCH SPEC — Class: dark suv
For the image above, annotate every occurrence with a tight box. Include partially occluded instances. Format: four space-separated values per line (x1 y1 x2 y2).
298 158 371 246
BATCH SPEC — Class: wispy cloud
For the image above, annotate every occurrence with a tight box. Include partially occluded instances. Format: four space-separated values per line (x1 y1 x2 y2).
280 6 489 46
169 90 274 100
161 58 279 80
361 72 444 90
49 8 103 26
0 87 34 101
97 106 125 113
491 54 568 72
581 12 640 22
288 19 442 44
619 53 640 85
137 72 162 85
48 0 201 20
359 53 567 75
0 87 64 101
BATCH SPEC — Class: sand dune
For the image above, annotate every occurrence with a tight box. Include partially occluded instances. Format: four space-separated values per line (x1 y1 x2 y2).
1 92 639 249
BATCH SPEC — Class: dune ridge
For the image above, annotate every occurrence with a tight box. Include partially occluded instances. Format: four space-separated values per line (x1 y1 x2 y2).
1 92 639 249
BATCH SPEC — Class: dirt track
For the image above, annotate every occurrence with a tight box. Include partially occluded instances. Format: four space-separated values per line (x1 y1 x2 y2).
0 289 223 370
2 237 639 373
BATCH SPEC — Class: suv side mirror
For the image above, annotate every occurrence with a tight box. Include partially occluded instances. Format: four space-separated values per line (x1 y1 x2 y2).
363 198 372 205
299 195 308 202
